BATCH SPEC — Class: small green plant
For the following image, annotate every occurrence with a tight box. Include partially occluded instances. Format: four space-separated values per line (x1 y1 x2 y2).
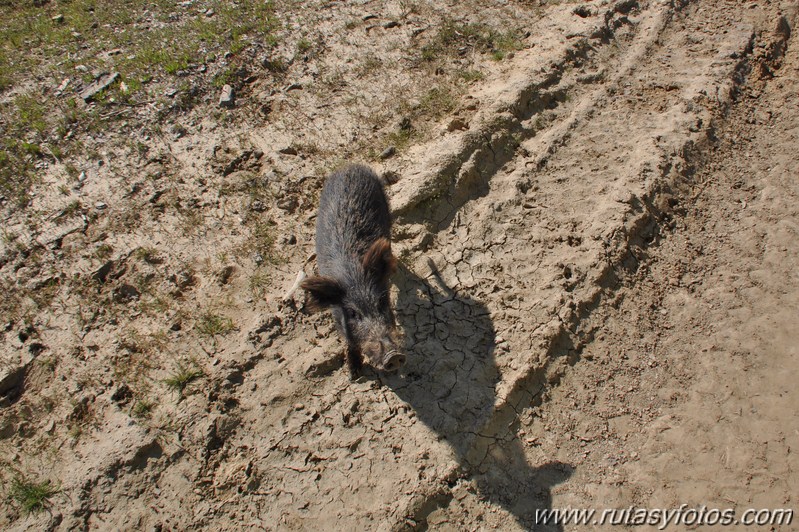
68 425 82 440
418 86 457 118
9 476 60 514
356 55 383 77
297 38 313 53
179 209 204 235
95 243 113 259
134 247 161 264
59 199 82 219
420 19 523 63
132 399 155 419
38 356 57 372
252 221 277 259
163 361 203 396
249 267 271 298
459 69 485 82
196 312 235 337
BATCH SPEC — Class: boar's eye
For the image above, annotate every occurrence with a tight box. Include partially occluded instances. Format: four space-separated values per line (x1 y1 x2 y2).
345 307 362 321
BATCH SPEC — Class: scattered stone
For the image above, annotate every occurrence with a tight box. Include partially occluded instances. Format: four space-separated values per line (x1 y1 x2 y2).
250 200 266 212
446 117 469 132
80 72 120 102
52 14 64 23
305 351 343 378
55 78 70 95
93 259 127 285
0 363 27 401
170 269 195 290
217 265 236 285
219 84 235 108
285 82 303 92
205 8 215 16
426 509 449 525
165 87 178 97
26 275 58 291
29 342 46 356
113 284 140 302
253 252 265 265
379 146 396 159
383 20 399 29
381 170 400 185
111 384 133 405
95 201 107 210
36 216 86 248
276 196 298 212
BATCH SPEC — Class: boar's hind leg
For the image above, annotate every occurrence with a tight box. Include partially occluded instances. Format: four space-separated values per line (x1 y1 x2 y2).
345 345 363 378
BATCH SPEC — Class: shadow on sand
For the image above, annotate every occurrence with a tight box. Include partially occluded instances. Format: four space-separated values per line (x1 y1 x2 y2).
382 262 573 531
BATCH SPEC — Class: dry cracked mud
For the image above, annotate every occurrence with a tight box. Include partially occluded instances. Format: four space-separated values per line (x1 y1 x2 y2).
1 0 798 530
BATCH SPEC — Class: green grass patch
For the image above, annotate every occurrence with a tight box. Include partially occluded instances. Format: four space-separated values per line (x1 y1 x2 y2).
0 0 279 206
196 312 235 337
131 399 155 418
8 476 60 514
163 360 203 396
421 19 523 63
459 69 485 82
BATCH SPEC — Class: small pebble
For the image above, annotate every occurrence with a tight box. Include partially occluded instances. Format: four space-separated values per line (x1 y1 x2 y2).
219 84 235 108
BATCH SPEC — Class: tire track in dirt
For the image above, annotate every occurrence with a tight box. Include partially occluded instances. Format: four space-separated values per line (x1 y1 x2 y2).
196 1 760 530
194 2 665 529
495 4 799 531
19 1 781 530
379 0 766 529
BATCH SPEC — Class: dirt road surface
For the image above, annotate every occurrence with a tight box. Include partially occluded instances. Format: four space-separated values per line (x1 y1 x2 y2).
1 0 797 530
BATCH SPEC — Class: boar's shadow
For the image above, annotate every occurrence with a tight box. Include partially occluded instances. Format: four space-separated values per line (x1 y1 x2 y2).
383 262 573 531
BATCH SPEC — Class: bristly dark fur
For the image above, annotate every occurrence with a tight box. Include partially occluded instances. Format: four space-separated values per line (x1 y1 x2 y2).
300 276 345 312
301 164 401 377
361 237 396 281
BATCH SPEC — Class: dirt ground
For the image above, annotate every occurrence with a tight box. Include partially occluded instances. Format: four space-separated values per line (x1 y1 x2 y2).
1 0 798 530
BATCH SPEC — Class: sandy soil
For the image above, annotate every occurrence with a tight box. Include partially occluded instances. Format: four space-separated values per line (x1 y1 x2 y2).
1 0 798 530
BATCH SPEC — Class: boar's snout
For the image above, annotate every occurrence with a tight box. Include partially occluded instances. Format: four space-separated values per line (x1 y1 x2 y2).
381 351 406 372
363 335 405 373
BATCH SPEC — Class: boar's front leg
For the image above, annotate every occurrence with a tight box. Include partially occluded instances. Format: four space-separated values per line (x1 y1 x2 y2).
345 345 363 378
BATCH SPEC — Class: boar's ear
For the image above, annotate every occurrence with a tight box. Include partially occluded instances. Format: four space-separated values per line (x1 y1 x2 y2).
362 238 396 281
301 276 345 312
